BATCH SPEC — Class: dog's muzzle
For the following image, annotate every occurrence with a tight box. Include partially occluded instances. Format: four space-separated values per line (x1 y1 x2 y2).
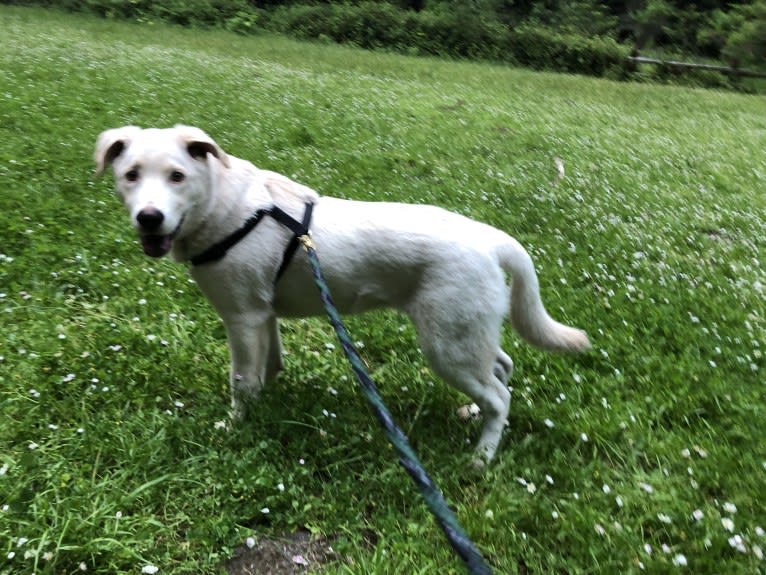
136 207 182 258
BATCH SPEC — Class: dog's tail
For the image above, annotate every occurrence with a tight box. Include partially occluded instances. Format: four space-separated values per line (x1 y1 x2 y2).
497 238 590 353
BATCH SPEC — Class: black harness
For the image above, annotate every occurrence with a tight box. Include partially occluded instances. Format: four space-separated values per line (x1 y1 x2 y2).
190 202 314 282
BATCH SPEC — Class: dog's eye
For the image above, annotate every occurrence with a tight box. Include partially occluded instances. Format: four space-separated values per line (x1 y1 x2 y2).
170 171 185 183
125 169 139 182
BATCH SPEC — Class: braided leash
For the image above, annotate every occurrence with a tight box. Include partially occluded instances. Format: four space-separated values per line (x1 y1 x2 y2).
298 235 493 575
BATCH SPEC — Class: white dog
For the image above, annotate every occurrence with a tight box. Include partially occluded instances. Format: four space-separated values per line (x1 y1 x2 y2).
95 125 590 463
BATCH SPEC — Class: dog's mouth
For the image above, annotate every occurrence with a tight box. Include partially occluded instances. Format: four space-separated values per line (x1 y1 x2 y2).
139 218 184 258
140 234 174 258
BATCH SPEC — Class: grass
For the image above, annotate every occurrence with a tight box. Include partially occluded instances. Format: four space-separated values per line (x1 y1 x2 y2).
1 5 765 574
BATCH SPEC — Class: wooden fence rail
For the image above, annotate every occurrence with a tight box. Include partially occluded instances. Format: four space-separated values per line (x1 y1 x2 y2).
628 56 766 79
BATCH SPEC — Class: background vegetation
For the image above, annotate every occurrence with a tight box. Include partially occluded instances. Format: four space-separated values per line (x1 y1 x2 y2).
1 5 766 575
3 0 766 88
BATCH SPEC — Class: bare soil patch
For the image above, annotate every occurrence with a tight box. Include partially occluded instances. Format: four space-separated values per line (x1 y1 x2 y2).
226 530 340 575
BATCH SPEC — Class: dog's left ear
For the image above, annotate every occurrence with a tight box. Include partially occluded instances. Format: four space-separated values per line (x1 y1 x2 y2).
175 125 231 168
94 126 142 176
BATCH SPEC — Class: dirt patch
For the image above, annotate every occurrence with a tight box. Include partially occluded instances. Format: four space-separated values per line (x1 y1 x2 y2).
226 530 340 575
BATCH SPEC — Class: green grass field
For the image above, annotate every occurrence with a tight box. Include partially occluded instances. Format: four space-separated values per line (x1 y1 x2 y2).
1 6 765 574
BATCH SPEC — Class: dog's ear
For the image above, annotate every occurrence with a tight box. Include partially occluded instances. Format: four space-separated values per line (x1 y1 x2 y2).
175 125 231 168
94 126 142 176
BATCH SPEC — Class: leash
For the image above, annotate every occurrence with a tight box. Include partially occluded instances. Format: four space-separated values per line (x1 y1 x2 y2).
297 233 493 575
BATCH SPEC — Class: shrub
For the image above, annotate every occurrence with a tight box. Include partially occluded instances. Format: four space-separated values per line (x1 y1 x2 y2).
508 26 630 76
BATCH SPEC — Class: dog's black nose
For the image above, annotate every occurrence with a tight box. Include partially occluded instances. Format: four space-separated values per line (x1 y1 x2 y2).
137 207 164 231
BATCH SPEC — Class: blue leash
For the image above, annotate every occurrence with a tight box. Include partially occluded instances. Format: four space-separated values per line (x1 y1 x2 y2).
297 234 493 575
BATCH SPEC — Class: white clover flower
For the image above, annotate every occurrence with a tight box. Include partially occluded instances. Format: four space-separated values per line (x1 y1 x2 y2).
658 513 672 524
639 482 654 494
692 509 704 521
594 524 606 536
260 507 270 514
580 432 589 442
602 484 611 494
526 482 537 494
141 566 159 574
246 537 256 549
544 418 554 428
753 545 763 560
722 517 735 532
672 553 687 566
723 502 737 514
728 535 747 553
643 543 652 555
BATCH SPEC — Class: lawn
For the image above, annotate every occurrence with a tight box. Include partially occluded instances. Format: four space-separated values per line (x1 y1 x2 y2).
1 6 765 574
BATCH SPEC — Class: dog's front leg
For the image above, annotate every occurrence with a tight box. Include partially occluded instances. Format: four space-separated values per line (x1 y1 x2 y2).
264 316 284 383
224 311 278 421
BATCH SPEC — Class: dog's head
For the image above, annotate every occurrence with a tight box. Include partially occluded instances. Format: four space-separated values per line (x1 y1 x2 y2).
95 125 230 258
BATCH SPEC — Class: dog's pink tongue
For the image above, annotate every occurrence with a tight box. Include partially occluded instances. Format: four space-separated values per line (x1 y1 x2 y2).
141 235 172 258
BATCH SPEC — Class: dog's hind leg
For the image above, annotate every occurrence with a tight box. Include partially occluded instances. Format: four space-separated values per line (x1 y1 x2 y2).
409 301 511 465
493 349 514 385
442 364 510 465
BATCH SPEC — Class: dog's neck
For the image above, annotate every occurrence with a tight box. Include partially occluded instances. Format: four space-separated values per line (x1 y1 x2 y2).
169 159 320 264
172 162 273 263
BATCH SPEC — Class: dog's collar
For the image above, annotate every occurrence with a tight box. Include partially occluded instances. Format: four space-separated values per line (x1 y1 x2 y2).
190 203 314 281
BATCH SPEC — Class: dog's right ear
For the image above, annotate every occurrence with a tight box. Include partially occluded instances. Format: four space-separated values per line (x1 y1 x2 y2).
94 126 142 176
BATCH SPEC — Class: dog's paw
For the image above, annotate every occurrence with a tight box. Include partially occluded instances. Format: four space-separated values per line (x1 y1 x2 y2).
456 403 481 421
470 455 488 471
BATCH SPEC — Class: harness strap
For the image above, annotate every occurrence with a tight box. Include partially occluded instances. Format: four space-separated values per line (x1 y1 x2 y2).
189 203 314 279
272 203 314 281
